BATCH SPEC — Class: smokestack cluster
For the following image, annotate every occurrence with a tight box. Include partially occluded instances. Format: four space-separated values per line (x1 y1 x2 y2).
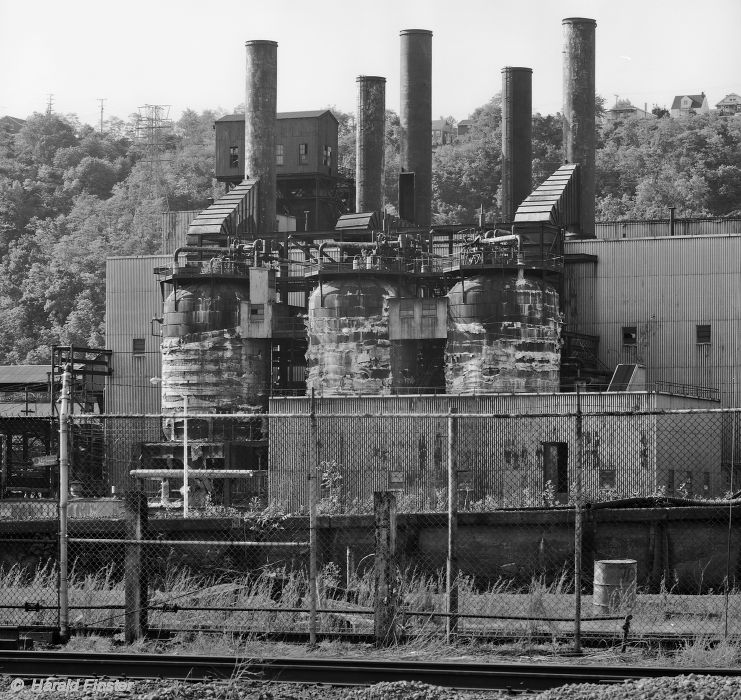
399 29 432 227
562 17 596 238
501 67 533 223
244 40 278 233
355 76 386 213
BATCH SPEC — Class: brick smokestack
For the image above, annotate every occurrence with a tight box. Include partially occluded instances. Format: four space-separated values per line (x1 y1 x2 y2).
562 18 596 238
356 76 386 213
245 40 277 233
501 67 533 223
400 29 432 227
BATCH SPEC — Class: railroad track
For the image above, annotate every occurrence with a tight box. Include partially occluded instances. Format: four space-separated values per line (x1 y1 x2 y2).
3 651 741 693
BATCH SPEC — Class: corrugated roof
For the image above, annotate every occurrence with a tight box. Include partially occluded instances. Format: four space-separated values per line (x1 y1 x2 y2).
216 110 337 123
671 94 706 110
0 365 51 386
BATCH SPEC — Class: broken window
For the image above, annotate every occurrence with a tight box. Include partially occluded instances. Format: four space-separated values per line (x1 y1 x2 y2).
599 469 616 490
250 304 265 320
622 326 637 346
542 442 568 495
299 143 308 164
399 299 415 318
229 146 239 169
696 324 711 344
132 338 146 356
422 300 438 317
323 145 332 167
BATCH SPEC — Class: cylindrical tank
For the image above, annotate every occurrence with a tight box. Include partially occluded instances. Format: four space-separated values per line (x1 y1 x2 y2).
445 273 561 394
161 281 270 439
356 75 386 213
501 67 533 223
562 18 596 238
400 29 432 227
245 39 277 233
305 278 418 395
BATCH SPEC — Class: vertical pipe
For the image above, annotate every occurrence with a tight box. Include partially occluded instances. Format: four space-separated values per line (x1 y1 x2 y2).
58 364 71 642
245 40 278 233
309 388 318 646
400 29 432 227
574 385 583 654
182 395 189 518
374 491 398 646
562 18 597 238
669 206 676 236
446 406 459 641
501 67 533 223
356 76 386 213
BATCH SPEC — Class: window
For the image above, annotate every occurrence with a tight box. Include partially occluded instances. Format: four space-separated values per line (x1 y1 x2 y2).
229 146 239 169
298 143 308 164
542 442 568 494
132 338 146 356
250 304 265 321
275 144 284 166
622 326 637 346
696 324 711 344
422 300 438 317
667 469 675 494
399 299 415 318
599 469 616 490
323 145 332 167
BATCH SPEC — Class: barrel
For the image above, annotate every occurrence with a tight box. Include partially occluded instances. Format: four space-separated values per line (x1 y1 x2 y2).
593 559 637 613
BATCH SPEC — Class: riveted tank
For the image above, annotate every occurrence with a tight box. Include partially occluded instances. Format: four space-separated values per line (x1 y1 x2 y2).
306 277 418 395
161 280 270 440
445 273 561 394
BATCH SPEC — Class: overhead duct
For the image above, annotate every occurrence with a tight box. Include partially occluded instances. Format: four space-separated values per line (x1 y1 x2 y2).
501 67 533 223
399 29 432 227
356 76 386 214
244 39 277 233
562 17 596 238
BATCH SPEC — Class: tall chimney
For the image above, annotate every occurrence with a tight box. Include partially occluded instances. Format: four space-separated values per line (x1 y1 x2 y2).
400 29 432 227
501 67 533 223
562 18 596 238
356 76 386 213
245 40 277 233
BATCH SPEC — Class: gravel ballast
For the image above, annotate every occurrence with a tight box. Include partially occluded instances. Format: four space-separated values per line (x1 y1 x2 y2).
2 673 741 699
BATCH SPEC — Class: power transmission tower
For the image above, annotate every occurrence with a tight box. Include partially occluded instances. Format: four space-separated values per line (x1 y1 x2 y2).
97 98 106 133
46 94 54 115
134 104 172 211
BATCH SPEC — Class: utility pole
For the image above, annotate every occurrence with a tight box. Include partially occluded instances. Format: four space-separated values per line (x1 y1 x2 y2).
97 98 107 133
46 94 54 116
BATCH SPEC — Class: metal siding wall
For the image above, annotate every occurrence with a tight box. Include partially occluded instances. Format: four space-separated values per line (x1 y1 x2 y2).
566 236 741 405
161 211 201 255
595 218 741 240
105 256 169 414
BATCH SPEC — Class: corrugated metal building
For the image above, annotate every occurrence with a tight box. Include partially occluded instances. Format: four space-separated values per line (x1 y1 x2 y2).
564 234 741 406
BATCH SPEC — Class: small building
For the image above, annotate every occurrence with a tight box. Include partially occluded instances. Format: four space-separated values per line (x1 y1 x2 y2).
604 103 656 122
670 93 710 118
268 392 722 512
456 119 473 138
432 117 455 146
214 110 345 231
715 93 741 116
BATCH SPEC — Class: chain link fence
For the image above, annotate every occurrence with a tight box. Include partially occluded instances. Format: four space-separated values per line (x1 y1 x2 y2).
3 400 741 649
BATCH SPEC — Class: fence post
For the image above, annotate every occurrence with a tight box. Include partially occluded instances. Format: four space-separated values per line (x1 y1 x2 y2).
124 489 148 643
308 389 318 646
574 385 584 654
374 491 398 646
182 395 189 518
446 406 459 642
58 364 72 642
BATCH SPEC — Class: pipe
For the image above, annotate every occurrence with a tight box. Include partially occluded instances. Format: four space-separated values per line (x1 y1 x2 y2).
245 40 278 233
356 76 386 213
400 29 432 227
58 364 72 642
562 18 597 238
501 67 533 223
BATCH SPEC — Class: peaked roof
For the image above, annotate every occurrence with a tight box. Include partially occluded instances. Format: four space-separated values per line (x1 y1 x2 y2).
216 110 338 123
671 94 706 110
716 93 741 106
0 365 52 387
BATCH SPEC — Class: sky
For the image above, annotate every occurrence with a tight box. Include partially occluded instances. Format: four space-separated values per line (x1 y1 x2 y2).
1 0 740 127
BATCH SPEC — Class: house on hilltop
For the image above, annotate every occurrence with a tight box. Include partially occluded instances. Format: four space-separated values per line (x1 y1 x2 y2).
716 93 741 116
670 93 710 118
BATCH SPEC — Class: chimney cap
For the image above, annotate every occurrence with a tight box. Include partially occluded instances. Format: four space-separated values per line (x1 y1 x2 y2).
245 39 278 47
356 75 387 82
400 28 433 36
562 17 597 25
501 66 533 73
